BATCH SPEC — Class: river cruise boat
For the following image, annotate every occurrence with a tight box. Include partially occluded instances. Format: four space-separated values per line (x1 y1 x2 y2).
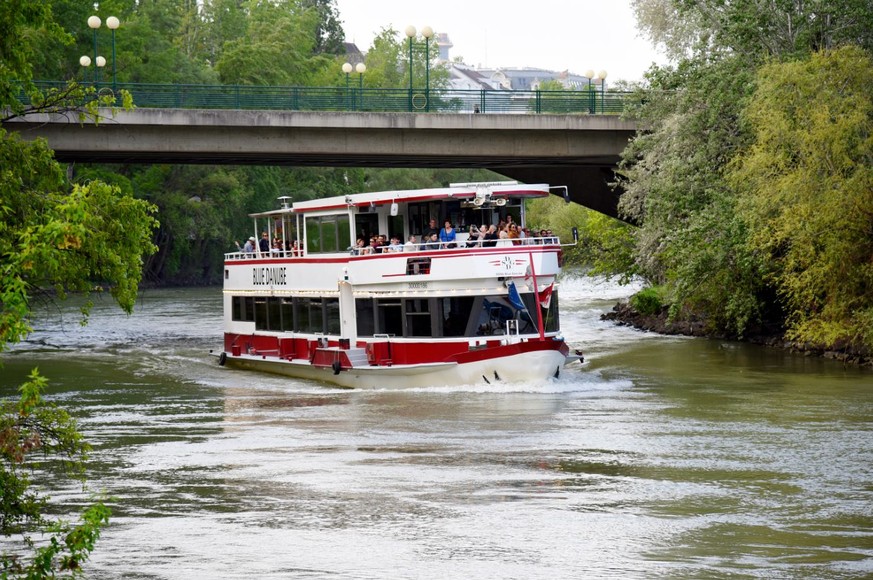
216 181 578 388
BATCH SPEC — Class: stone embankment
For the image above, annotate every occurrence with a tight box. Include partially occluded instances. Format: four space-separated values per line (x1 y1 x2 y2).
602 302 871 367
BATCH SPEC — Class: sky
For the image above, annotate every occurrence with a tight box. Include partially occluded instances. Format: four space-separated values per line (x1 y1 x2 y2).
333 0 669 83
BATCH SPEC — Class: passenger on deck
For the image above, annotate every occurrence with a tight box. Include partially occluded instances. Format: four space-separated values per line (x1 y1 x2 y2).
439 220 457 248
425 232 441 250
386 236 404 252
235 236 257 254
424 218 440 239
259 232 270 253
482 225 499 247
508 223 520 245
405 235 418 252
466 225 481 248
354 238 370 255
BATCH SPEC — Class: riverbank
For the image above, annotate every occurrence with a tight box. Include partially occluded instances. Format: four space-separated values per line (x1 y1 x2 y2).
601 301 872 368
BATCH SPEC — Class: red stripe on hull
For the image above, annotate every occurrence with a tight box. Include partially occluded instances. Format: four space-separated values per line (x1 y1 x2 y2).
223 333 568 367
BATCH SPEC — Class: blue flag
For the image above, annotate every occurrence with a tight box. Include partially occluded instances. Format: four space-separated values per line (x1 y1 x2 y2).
507 281 526 312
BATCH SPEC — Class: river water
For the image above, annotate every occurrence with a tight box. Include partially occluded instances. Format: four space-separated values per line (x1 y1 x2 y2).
2 277 872 579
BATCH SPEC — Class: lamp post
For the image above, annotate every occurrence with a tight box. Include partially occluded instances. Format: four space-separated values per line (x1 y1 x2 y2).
342 62 353 110
405 25 434 112
87 15 101 83
83 14 119 87
583 69 594 114
596 70 608 113
355 62 366 111
106 16 120 91
79 55 92 82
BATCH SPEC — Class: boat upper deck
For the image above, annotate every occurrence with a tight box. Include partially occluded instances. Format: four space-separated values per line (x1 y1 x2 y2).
226 181 564 264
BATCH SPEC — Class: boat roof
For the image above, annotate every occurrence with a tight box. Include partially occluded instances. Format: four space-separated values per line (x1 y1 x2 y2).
249 182 551 217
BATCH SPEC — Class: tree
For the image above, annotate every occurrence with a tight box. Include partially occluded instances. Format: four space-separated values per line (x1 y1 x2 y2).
300 0 345 55
730 46 873 350
618 0 873 340
215 0 331 85
1 2 158 575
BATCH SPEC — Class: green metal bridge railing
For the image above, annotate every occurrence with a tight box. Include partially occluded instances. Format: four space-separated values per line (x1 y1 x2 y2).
26 81 632 115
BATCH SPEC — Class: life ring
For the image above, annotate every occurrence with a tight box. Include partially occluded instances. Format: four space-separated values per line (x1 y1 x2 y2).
332 360 342 375
218 351 227 366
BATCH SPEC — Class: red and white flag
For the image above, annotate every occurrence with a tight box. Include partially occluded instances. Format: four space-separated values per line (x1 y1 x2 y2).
539 283 554 309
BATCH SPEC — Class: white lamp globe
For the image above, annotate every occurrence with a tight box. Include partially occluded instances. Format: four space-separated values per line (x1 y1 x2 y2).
79 55 92 67
106 16 120 30
405 25 416 38
342 62 353 74
421 26 434 39
355 63 366 74
96 56 106 67
87 15 101 29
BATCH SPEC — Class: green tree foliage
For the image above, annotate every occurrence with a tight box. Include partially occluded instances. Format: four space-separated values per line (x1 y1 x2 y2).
216 0 331 85
301 0 345 55
730 46 873 349
1 370 111 577
621 0 873 346
1 2 158 575
618 55 765 334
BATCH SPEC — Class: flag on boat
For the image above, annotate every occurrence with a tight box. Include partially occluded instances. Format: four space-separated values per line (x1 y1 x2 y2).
539 283 554 309
507 281 526 312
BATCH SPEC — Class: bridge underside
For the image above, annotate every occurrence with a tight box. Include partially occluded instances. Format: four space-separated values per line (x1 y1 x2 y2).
53 150 624 218
6 109 635 220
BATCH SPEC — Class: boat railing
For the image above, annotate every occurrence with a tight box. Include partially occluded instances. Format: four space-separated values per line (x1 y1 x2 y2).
224 236 562 260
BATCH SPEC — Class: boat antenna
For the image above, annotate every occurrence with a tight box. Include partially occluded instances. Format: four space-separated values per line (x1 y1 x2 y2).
277 195 292 209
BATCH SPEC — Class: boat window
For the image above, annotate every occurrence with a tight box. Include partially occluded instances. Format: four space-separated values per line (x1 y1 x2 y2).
254 297 269 330
474 293 537 335
355 299 375 336
355 213 379 243
406 257 430 275
305 215 351 253
408 202 441 235
376 299 402 336
305 217 320 254
404 298 432 337
543 289 560 332
325 298 340 335
298 298 324 333
439 297 475 337
280 298 295 331
232 296 255 322
388 214 404 241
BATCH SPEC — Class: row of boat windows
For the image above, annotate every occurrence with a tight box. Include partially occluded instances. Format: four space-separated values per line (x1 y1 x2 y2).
231 292 559 338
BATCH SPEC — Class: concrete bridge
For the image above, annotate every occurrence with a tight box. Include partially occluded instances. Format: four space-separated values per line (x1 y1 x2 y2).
3 108 639 219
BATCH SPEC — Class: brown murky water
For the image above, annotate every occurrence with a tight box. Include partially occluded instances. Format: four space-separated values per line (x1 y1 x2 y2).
2 279 871 579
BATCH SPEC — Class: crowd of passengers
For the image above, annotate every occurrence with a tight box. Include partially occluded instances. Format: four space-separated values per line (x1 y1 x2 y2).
353 217 557 255
233 218 557 256
235 231 302 256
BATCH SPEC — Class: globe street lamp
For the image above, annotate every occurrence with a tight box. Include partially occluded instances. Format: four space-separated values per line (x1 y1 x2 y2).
79 55 92 82
87 15 101 83
106 16 120 91
583 69 595 114
96 55 106 83
355 62 366 111
405 25 435 112
342 62 353 110
596 70 608 113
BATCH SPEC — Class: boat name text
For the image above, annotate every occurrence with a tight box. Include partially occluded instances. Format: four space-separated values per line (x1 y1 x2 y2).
253 266 287 286
408 282 428 289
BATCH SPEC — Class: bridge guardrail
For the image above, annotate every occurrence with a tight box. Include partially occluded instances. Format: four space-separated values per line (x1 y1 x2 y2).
24 81 633 115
